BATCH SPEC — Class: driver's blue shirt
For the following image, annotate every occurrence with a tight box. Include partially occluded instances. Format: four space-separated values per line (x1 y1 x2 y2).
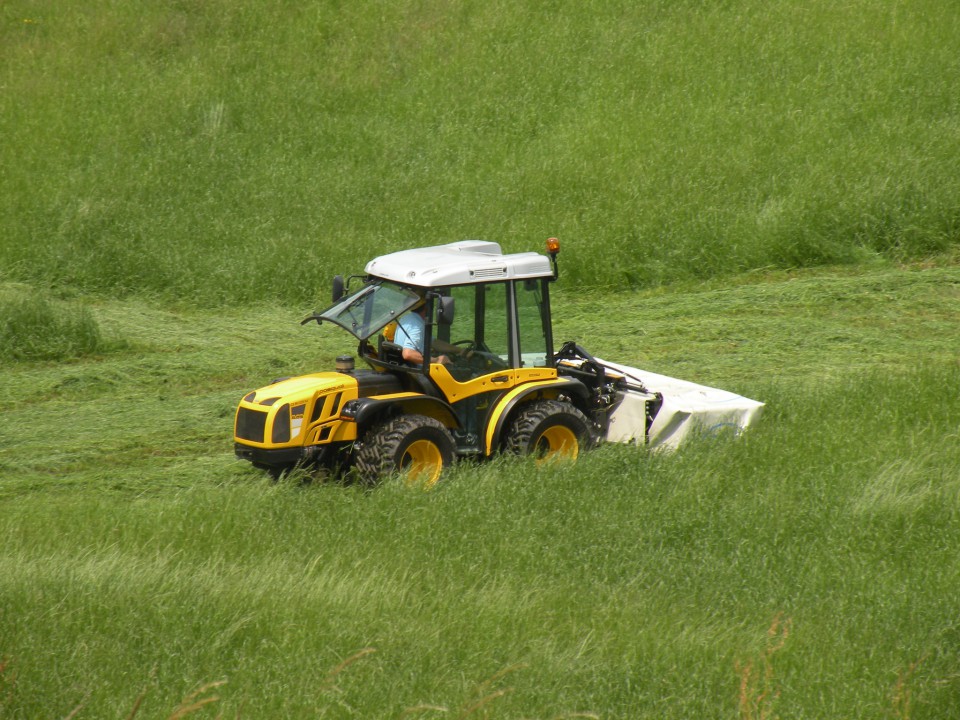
396 311 424 352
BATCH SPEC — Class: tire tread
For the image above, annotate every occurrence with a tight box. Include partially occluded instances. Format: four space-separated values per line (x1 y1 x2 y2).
503 399 591 457
355 414 455 484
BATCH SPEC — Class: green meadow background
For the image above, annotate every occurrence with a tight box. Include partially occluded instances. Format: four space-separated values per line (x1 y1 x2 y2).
4 0 960 302
2 1 960 718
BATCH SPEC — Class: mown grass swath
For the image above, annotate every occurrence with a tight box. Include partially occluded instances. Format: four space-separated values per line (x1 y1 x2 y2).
2 270 960 717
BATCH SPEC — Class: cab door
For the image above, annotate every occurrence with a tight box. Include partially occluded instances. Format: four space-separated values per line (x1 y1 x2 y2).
429 283 511 449
429 280 557 452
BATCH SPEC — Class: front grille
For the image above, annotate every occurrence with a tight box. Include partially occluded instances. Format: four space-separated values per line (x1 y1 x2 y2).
236 407 268 443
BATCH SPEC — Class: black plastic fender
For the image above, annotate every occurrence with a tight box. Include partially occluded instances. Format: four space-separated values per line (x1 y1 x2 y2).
341 395 460 433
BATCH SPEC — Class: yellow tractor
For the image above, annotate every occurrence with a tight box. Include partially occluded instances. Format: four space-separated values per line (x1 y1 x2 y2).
233 238 762 485
234 238 630 484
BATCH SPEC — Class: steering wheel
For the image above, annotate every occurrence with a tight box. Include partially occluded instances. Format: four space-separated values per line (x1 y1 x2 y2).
450 340 487 369
449 340 509 373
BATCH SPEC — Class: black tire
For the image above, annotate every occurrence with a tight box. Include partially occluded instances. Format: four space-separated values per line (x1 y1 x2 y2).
355 414 457 487
503 400 592 464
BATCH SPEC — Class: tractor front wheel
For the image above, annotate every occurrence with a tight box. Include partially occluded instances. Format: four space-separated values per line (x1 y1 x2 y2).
355 414 457 487
504 400 592 465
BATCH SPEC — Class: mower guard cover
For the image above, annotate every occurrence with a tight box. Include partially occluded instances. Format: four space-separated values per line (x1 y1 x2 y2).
597 358 765 450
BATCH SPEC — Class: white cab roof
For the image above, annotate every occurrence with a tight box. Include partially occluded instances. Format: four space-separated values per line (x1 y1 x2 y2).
364 240 553 287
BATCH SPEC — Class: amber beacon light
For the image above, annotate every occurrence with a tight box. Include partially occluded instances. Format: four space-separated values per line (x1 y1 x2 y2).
546 237 561 278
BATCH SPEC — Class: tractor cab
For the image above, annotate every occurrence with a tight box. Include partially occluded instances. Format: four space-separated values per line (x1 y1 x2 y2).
308 241 564 453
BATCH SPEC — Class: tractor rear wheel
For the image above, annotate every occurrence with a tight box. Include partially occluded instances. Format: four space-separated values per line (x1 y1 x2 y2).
504 400 592 465
355 414 457 487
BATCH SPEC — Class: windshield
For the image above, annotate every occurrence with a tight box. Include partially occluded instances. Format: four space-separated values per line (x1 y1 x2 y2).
318 281 421 340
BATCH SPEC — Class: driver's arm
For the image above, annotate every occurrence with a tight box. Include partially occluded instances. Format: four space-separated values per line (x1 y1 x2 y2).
401 346 425 364
431 338 471 357
402 346 452 365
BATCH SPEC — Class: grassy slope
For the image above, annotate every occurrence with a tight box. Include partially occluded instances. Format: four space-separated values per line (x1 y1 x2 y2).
2 263 959 718
3 0 960 716
2 0 960 303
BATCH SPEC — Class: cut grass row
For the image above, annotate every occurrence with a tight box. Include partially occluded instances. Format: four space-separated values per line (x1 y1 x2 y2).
2 261 957 484
2 263 959 717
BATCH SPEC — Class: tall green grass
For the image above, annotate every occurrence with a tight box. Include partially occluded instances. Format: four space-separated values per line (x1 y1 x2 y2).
2 1 958 713
2 364 959 718
0 293 104 361
2 0 959 304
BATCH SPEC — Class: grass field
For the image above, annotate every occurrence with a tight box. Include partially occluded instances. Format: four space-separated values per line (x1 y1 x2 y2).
3 264 960 718
3 1 960 303
2 0 960 717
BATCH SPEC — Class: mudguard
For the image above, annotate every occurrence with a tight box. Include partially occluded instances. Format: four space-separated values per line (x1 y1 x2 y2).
341 394 460 431
484 376 591 455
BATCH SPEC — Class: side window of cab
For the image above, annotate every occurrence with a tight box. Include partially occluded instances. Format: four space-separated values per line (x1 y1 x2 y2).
434 283 510 382
439 283 509 362
515 278 550 367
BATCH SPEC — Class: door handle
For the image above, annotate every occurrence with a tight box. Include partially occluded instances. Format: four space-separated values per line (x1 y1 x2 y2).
491 375 510 384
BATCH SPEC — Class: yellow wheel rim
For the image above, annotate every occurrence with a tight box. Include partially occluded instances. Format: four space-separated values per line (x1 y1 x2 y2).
535 425 580 465
401 439 444 488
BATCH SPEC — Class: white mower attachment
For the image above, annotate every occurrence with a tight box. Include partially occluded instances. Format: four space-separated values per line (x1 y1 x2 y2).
596 358 765 450
555 343 763 451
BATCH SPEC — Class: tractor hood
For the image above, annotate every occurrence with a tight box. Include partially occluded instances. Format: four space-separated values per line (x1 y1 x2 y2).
235 372 359 448
242 374 355 406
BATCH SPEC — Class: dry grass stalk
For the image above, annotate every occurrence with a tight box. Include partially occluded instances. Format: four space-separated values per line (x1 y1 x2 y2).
736 613 792 720
166 679 227 720
891 655 926 720
457 688 511 718
62 691 91 720
125 664 158 720
399 703 450 717
124 687 149 720
0 658 16 713
455 663 527 719
320 646 378 692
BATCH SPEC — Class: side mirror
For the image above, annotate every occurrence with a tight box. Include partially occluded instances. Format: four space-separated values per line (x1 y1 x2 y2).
437 296 455 325
332 275 345 302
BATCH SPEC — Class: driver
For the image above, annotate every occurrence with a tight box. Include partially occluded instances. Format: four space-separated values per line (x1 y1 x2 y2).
396 303 468 366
